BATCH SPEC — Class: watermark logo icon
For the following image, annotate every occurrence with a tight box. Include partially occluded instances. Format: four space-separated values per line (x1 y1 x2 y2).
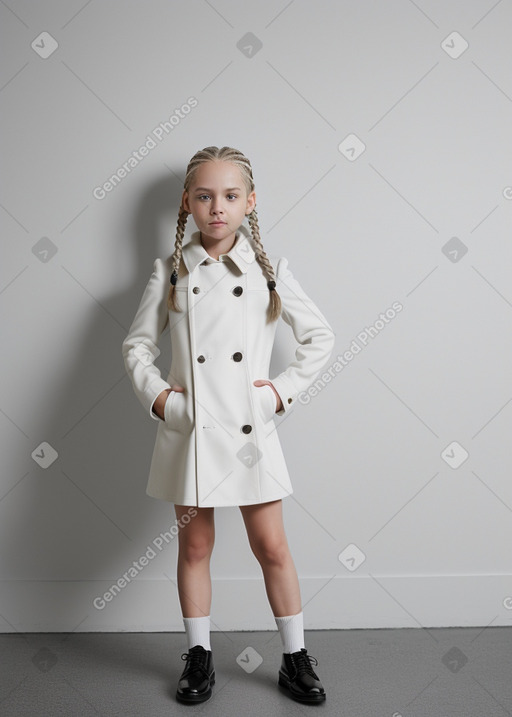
338 543 366 572
32 647 58 672
237 33 263 58
32 237 58 263
234 237 255 263
236 646 263 673
441 441 469 469
441 646 468 673
134 341 160 366
31 32 58 59
32 442 58 469
338 134 366 161
442 237 468 263
441 32 468 59
237 443 262 468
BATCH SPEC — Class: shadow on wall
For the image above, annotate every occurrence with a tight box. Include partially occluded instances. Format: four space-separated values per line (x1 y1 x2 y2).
3 170 191 637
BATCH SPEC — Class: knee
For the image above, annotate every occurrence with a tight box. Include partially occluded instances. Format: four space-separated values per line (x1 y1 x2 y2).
251 538 289 568
179 533 214 564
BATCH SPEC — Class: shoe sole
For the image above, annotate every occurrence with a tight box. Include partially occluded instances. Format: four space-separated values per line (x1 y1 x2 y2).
176 675 215 704
278 675 326 703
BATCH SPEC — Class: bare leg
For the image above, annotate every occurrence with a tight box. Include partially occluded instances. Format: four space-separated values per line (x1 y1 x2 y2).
239 499 301 617
174 505 215 618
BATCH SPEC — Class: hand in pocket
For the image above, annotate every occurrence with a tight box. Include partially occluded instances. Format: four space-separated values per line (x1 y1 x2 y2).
163 387 192 433
154 385 184 421
253 379 282 413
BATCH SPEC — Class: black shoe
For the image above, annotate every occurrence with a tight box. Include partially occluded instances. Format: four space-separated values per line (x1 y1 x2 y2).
176 645 215 704
278 648 326 703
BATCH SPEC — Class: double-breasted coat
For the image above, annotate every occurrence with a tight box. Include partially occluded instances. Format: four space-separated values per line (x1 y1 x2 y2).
122 224 335 507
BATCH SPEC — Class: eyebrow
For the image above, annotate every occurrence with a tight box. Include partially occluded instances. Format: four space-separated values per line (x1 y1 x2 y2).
193 187 242 192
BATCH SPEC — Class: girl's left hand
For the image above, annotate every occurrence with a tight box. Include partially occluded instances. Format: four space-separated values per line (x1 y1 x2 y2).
253 379 283 413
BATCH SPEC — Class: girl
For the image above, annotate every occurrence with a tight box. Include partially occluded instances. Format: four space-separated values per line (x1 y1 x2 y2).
122 146 335 704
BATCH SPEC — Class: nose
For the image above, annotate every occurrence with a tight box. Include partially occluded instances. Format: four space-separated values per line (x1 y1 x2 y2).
210 197 224 214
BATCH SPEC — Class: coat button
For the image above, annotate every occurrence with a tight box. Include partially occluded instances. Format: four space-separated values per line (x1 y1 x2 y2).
192 286 200 294
287 397 292 404
232 351 243 362
232 286 243 296
241 424 252 434
197 355 205 363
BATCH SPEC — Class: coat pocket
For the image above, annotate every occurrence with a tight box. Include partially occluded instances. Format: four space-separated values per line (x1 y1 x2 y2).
253 383 276 424
163 390 192 434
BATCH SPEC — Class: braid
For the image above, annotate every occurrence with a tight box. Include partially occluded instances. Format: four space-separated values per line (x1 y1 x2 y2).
247 209 282 322
169 146 281 322
167 205 189 311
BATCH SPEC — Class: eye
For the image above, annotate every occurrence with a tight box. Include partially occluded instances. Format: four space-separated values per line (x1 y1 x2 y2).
227 194 237 200
197 194 210 200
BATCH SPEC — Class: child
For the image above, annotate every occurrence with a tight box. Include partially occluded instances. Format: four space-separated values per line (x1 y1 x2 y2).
122 146 335 704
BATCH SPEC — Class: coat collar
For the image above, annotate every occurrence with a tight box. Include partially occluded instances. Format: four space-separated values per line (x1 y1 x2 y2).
181 223 256 274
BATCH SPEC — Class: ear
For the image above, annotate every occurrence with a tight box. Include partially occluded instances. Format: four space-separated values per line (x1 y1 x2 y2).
182 190 190 213
246 190 256 214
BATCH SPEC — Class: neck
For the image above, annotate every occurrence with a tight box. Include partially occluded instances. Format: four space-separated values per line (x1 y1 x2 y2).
200 231 237 260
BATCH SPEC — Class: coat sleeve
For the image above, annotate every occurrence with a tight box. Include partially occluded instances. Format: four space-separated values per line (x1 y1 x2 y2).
121 258 172 422
270 256 336 417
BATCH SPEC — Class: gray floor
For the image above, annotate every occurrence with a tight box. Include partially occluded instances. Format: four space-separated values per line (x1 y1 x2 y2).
0 627 511 716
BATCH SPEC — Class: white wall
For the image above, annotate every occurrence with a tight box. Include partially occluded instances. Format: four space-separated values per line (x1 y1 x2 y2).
1 0 511 633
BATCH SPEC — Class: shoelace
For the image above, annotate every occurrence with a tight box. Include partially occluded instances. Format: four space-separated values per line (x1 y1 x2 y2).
180 647 211 679
289 649 320 679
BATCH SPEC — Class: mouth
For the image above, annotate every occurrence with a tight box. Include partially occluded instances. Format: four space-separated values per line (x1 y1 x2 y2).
209 221 226 225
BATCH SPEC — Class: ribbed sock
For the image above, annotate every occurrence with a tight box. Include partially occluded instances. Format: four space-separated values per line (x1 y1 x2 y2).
183 615 211 651
275 611 305 654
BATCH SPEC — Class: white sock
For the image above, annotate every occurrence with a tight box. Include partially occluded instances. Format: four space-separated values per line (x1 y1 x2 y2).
183 616 211 651
275 611 305 654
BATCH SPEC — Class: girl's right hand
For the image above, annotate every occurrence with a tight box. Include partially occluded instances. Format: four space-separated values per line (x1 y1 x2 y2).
152 385 184 420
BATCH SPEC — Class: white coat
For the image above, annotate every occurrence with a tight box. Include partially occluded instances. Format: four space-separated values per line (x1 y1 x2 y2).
122 224 335 507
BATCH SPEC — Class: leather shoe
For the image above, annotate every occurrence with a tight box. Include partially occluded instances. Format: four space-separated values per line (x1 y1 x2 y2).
278 647 326 703
176 645 215 704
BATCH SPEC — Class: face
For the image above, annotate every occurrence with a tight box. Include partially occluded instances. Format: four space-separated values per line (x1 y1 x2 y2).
182 160 256 247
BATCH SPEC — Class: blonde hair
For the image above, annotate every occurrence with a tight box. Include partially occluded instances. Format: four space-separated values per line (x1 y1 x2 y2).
167 146 281 323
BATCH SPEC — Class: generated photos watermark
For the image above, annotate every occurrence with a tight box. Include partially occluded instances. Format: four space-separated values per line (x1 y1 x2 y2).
93 96 198 200
93 507 197 610
299 301 403 405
